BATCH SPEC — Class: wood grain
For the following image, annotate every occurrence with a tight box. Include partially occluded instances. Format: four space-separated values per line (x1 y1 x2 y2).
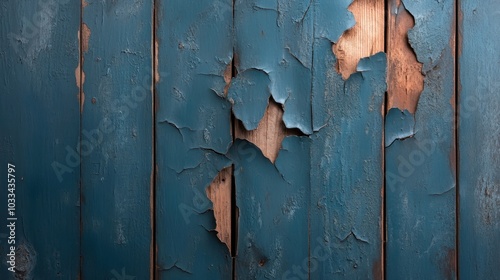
235 99 289 163
206 167 232 252
386 0 424 113
333 0 385 80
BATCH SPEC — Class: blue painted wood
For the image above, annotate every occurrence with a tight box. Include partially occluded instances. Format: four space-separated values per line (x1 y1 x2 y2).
229 138 310 279
155 0 233 278
310 50 386 279
459 1 500 278
385 0 457 279
0 0 80 278
81 0 153 278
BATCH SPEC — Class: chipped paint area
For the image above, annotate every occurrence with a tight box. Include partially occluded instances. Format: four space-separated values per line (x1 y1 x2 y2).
76 23 90 112
333 0 384 80
387 0 424 113
386 0 456 278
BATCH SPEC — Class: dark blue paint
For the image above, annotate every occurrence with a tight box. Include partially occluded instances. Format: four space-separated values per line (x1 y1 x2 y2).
155 0 233 278
81 0 153 277
0 0 80 278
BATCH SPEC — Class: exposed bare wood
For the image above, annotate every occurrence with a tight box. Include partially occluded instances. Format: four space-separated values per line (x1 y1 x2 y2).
333 0 385 80
206 167 232 252
386 0 424 113
206 61 234 252
235 99 290 163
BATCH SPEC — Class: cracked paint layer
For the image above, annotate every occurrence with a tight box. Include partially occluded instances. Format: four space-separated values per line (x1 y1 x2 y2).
385 0 456 278
156 0 233 278
311 52 386 279
459 1 500 279
385 108 415 147
228 68 271 130
229 137 310 279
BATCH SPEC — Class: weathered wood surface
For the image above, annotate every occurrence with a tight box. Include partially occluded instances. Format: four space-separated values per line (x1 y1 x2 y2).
458 1 500 279
1 0 500 278
80 0 153 278
0 0 81 278
385 0 457 278
155 0 234 278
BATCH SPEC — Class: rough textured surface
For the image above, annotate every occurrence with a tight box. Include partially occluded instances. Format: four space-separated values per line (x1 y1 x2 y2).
0 0 80 278
80 0 153 278
155 0 233 278
386 0 457 279
206 167 232 252
310 53 386 279
235 99 293 163
459 1 500 278
230 138 310 279
333 0 384 80
386 0 424 113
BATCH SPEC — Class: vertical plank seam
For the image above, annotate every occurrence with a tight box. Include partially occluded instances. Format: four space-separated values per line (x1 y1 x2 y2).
231 2 237 279
455 0 460 278
78 0 84 278
383 0 388 278
382 0 388 278
152 0 157 278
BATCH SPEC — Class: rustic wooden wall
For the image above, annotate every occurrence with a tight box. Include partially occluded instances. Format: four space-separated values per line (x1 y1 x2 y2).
0 0 499 279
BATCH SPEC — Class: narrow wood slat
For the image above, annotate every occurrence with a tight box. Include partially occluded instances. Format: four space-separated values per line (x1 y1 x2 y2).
385 0 457 278
80 0 153 277
0 0 80 278
155 0 234 278
459 1 500 278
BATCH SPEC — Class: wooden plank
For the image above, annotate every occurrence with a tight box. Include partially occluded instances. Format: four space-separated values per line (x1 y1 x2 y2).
310 50 386 279
310 0 385 279
155 0 234 278
458 1 500 278
0 0 80 278
80 0 153 278
232 0 385 278
385 0 457 278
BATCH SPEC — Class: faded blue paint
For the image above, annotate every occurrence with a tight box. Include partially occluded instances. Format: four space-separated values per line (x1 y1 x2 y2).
235 0 316 135
385 109 415 147
0 0 80 278
228 69 271 130
155 0 233 278
386 0 457 279
459 1 500 279
229 137 310 279
81 0 153 277
310 52 386 279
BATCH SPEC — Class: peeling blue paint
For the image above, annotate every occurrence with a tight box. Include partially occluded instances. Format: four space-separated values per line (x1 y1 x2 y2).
228 69 271 131
229 138 310 279
311 52 386 279
386 0 457 279
385 108 415 147
156 0 234 278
